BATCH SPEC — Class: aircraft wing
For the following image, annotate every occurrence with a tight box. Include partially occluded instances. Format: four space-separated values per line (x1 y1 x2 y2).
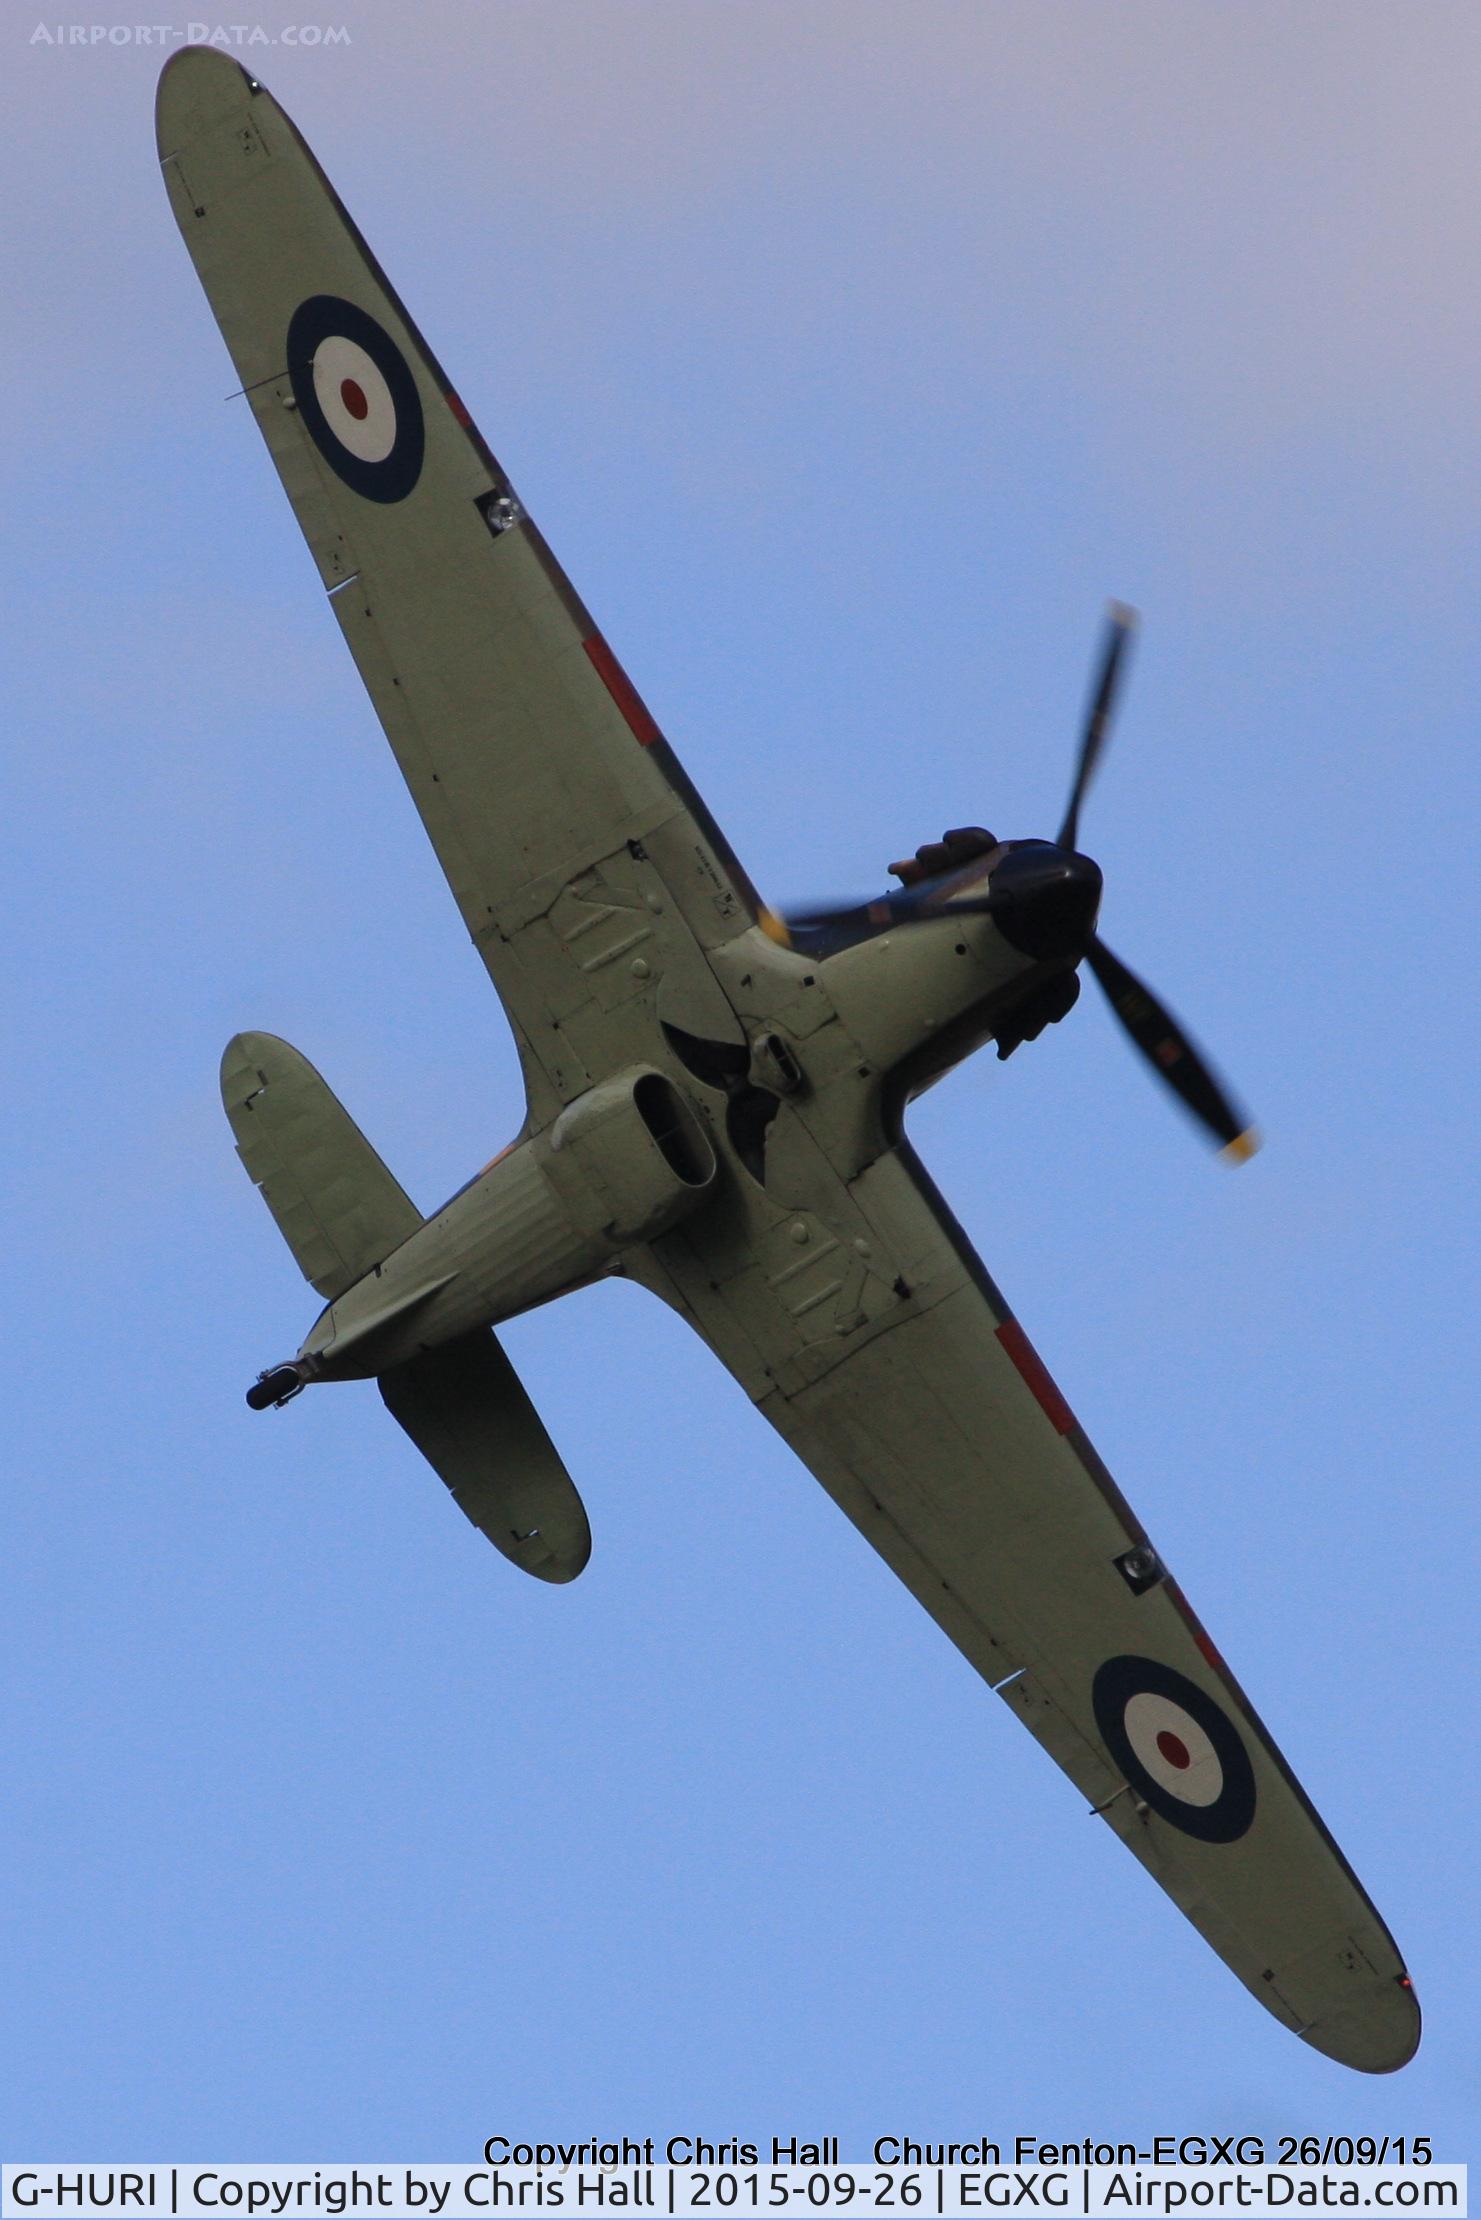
639 1133 1419 2073
157 49 758 1117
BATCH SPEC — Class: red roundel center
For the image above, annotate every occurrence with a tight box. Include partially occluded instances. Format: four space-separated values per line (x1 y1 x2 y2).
339 378 370 421
1156 1728 1192 1770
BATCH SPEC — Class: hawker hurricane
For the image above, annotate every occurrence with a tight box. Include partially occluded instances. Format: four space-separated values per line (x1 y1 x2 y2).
157 48 1418 2074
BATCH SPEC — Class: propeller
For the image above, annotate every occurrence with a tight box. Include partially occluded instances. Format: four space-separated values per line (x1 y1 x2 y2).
1059 600 1136 852
781 605 1259 1161
1086 939 1257 1160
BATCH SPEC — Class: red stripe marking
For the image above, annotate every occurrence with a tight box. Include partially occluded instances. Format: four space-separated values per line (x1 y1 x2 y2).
995 1318 1075 1435
446 390 473 428
1166 1581 1227 1673
584 633 662 747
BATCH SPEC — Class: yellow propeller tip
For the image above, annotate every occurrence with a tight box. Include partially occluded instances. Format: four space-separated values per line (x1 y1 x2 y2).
757 904 793 947
1108 600 1141 631
1220 1128 1261 1165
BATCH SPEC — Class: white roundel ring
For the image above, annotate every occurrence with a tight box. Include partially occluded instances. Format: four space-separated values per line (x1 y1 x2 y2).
310 335 398 464
1122 1691 1223 1805
1092 1654 1256 1842
286 295 425 503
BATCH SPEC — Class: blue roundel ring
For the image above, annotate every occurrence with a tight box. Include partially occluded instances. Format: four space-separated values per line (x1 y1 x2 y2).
286 294 425 504
1092 1653 1256 1844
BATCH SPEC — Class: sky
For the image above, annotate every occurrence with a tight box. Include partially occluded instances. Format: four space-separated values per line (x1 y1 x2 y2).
5 0 1479 2171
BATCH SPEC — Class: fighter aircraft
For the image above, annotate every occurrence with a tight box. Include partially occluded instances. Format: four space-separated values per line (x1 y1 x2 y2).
157 47 1418 2074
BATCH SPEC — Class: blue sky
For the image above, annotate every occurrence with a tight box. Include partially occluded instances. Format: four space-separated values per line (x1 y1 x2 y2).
5 0 1479 2164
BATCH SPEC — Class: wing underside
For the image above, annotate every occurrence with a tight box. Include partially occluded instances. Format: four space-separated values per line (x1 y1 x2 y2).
637 1136 1419 2074
157 48 760 1117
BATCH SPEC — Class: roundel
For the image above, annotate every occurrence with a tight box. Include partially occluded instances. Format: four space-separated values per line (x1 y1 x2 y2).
1092 1654 1256 1843
286 295 424 503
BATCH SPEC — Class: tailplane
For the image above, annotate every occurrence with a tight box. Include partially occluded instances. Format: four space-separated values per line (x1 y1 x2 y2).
221 1032 591 1579
381 1333 591 1582
221 1032 420 1298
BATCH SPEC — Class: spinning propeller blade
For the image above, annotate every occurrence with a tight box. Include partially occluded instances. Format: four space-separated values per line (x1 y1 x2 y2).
1085 938 1258 1160
1058 601 1137 853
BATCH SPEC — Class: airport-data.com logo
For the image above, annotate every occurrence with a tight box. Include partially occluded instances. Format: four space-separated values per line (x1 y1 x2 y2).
30 20 351 45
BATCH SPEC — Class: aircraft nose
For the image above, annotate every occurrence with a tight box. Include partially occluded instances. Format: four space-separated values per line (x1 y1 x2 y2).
988 843 1103 961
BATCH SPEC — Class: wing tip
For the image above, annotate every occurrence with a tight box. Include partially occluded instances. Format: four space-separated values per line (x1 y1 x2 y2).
1299 1972 1422 2075
156 43 262 158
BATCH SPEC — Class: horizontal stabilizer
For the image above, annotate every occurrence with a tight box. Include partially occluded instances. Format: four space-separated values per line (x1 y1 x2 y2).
222 1032 421 1299
379 1330 592 1583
